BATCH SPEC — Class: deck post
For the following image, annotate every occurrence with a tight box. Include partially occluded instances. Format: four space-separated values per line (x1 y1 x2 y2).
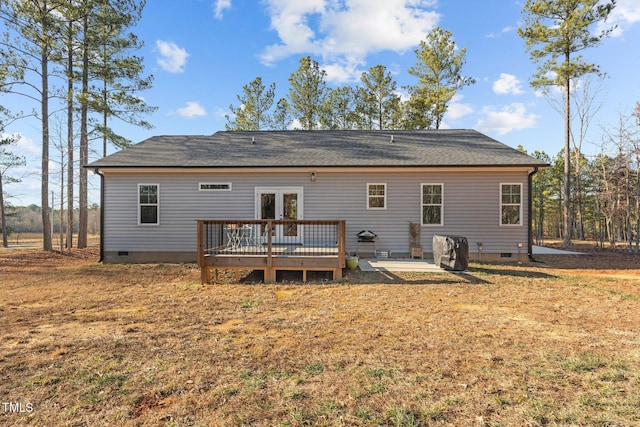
338 220 346 266
266 220 274 282
197 220 204 268
201 266 207 285
198 221 206 284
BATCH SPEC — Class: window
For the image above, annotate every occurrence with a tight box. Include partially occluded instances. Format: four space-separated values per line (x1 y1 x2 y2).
500 183 522 225
138 184 159 225
422 184 443 225
199 182 231 191
367 183 386 209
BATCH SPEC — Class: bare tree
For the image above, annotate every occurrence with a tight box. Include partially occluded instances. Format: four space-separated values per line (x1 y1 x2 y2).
51 115 68 251
633 103 640 252
0 134 26 247
599 112 637 248
570 76 605 239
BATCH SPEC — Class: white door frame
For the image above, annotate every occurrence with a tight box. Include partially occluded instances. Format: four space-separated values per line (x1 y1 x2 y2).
255 187 304 243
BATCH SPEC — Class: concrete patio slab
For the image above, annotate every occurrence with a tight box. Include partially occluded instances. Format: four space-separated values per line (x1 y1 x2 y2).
358 258 446 273
356 245 585 273
532 245 584 255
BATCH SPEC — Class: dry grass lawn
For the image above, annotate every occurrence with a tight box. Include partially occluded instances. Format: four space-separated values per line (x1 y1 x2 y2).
1 247 639 426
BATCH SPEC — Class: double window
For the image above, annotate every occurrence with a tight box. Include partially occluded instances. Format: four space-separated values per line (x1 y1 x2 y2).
421 184 443 226
367 183 386 209
500 183 522 226
138 184 159 225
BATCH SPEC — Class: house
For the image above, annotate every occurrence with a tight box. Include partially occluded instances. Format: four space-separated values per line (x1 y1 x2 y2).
87 130 547 268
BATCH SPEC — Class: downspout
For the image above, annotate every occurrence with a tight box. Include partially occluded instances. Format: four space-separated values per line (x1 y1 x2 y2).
528 166 539 262
94 167 105 262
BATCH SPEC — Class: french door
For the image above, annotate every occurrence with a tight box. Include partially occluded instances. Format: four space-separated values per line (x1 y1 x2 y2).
255 187 303 243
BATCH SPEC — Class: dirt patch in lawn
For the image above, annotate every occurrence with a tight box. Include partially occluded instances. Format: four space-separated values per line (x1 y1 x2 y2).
1 247 639 426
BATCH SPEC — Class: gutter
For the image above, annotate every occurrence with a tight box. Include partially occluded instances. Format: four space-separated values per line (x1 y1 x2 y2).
86 163 546 170
93 167 105 263
528 166 539 262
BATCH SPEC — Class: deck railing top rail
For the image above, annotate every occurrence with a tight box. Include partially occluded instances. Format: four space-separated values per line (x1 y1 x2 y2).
196 219 346 229
196 219 346 266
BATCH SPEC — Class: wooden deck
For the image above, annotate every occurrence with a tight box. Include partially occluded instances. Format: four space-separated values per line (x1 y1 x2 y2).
197 220 346 283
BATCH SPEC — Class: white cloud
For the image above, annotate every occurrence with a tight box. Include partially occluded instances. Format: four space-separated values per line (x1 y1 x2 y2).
322 59 365 84
396 88 411 103
606 0 640 37
475 103 539 135
10 173 41 204
445 94 473 120
212 106 227 120
0 133 39 203
289 118 303 130
177 102 207 118
259 0 440 72
5 132 40 157
156 40 189 73
493 73 524 95
214 0 231 19
487 24 517 38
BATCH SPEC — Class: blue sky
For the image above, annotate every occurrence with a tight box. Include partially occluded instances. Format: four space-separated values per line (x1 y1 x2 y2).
4 0 640 206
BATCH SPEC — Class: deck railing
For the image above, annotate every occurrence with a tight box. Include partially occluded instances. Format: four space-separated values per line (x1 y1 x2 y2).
196 220 346 282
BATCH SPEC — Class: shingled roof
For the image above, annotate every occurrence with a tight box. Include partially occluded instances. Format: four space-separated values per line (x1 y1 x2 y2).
88 129 546 169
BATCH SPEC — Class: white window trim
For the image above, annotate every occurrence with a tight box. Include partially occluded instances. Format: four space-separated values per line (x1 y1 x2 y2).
499 183 522 226
421 183 444 226
138 183 159 226
367 183 387 210
199 182 232 192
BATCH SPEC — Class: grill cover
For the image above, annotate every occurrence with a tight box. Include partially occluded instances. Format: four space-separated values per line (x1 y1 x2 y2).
357 230 378 242
432 235 469 271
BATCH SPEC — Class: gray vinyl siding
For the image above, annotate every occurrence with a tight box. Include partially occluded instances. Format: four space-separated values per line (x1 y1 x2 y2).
305 170 528 255
103 169 530 257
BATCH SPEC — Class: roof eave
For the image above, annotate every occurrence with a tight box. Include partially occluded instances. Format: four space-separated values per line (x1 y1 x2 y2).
86 163 549 172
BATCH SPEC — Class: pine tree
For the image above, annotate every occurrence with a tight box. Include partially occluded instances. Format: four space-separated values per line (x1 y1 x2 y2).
320 86 356 130
60 1 80 249
401 89 435 130
77 4 91 249
89 0 155 158
288 56 328 130
519 0 616 247
226 76 275 131
272 97 292 130
74 0 154 248
0 0 67 251
408 27 474 130
357 65 400 130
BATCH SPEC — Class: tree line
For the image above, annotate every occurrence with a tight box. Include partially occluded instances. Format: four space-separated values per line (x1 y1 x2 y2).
225 27 474 132
0 0 155 250
2 0 635 252
2 203 99 233
525 102 640 251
